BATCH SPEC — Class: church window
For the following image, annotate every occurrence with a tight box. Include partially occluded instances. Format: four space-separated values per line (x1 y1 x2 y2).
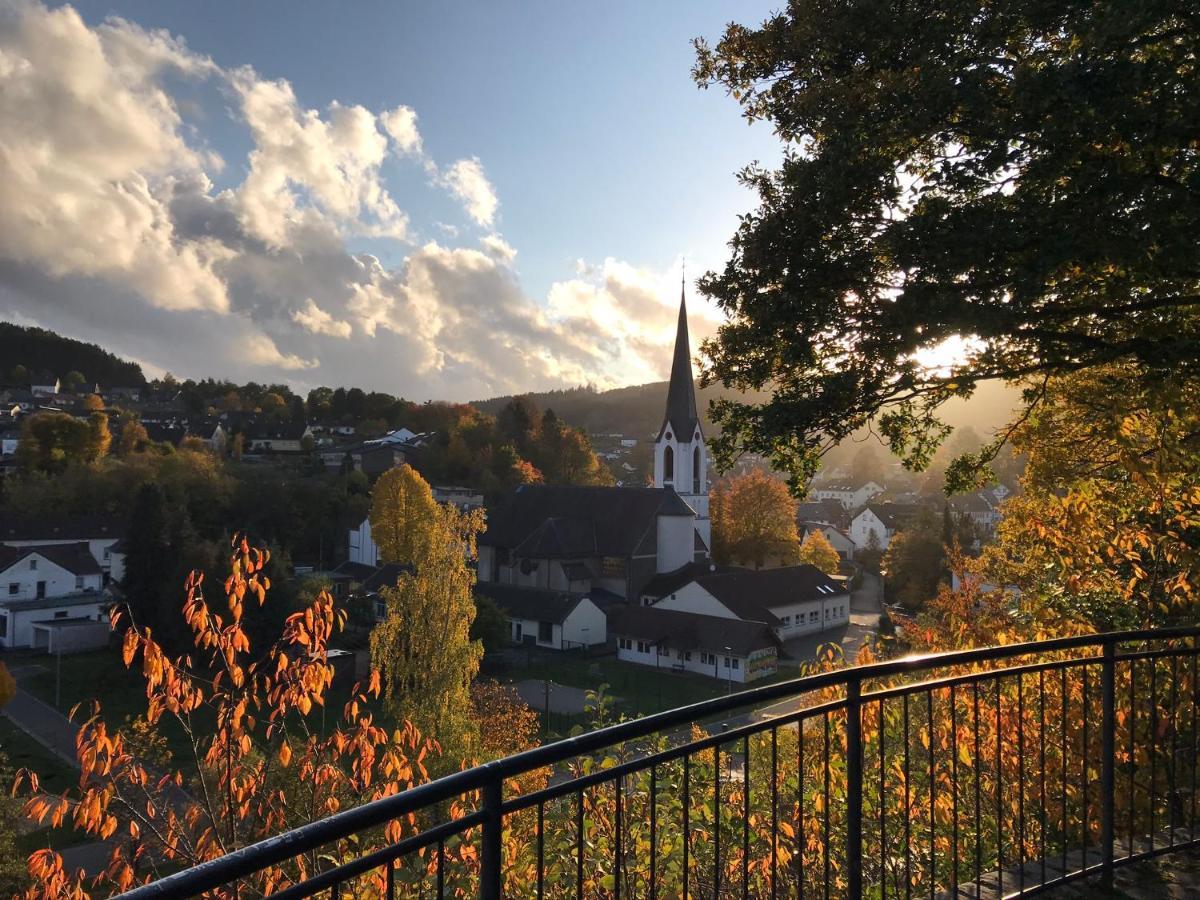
664 446 674 482
692 446 700 494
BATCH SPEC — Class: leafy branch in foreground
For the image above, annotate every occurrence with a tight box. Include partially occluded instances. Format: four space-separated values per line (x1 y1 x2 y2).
693 1 1199 490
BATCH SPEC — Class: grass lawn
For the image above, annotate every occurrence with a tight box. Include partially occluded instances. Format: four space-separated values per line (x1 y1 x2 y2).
508 652 801 720
0 715 76 794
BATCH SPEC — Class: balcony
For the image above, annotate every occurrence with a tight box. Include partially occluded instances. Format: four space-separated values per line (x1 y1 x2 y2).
120 627 1200 898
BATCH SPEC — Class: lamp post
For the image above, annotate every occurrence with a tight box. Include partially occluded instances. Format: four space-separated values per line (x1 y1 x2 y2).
724 645 733 695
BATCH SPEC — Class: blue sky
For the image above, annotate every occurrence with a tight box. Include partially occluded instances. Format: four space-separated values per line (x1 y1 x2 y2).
0 1 781 399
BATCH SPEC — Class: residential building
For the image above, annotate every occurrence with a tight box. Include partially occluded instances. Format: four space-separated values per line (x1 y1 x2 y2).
795 498 851 529
610 605 778 683
476 582 607 650
30 373 60 396
0 427 18 457
800 521 857 560
0 542 109 649
244 422 312 453
642 563 851 641
849 503 918 551
348 518 381 566
810 481 884 511
0 515 124 577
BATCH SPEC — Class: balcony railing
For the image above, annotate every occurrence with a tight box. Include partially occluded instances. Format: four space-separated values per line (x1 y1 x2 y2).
119 626 1200 898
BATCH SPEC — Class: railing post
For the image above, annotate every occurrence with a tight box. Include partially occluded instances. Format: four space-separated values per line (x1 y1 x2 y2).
1101 637 1116 889
480 771 503 900
846 675 864 900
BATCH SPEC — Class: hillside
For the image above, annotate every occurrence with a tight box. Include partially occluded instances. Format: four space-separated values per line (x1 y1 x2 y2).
475 378 1022 440
0 323 144 387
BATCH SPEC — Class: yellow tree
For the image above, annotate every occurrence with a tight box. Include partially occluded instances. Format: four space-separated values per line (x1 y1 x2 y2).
797 528 840 575
710 470 800 568
368 466 486 761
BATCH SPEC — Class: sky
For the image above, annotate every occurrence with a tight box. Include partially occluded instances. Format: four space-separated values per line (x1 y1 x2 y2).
0 0 783 400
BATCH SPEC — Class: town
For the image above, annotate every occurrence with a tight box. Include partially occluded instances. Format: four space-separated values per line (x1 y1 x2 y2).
0 1 1195 898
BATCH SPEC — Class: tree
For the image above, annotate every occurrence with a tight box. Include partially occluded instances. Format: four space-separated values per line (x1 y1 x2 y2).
470 680 540 761
86 412 111 460
368 466 486 760
62 370 86 392
797 529 840 576
981 366 1200 628
15 538 454 898
115 416 149 456
120 483 174 645
82 393 104 411
16 411 97 474
881 507 947 611
693 2 1200 491
849 445 885 486
711 470 800 568
470 592 511 655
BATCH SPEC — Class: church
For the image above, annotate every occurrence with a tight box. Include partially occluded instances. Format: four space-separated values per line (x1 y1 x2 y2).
475 285 712 646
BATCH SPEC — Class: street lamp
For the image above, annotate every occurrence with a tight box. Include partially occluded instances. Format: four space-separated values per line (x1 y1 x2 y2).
724 645 733 695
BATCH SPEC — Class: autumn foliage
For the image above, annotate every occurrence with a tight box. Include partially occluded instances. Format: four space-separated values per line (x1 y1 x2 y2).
14 537 469 898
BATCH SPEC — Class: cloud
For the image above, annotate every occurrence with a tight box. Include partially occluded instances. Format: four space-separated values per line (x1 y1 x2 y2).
440 157 498 227
480 234 517 263
0 2 718 399
240 332 317 370
380 104 422 156
291 298 352 338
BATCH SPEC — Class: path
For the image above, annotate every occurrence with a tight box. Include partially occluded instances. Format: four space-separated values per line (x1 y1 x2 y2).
514 679 606 716
2 663 80 766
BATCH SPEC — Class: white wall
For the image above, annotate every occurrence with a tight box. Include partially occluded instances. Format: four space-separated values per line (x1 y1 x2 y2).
614 640 777 683
0 600 108 649
0 553 102 601
562 599 606 647
652 582 738 619
348 518 380 566
655 514 695 574
768 595 850 639
850 510 892 550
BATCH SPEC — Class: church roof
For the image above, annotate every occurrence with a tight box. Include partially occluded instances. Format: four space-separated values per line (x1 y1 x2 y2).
481 485 694 558
657 286 702 442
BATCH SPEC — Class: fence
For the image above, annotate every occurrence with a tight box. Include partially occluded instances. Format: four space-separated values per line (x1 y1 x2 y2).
118 626 1200 898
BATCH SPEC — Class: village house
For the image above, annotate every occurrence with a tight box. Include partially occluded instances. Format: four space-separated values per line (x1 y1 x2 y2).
243 421 313 453
849 503 917 552
30 372 60 397
476 582 607 650
0 515 124 580
610 605 778 683
0 542 110 650
800 521 858 560
810 481 884 511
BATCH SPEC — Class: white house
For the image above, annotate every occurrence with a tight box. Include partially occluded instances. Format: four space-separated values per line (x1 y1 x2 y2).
800 522 858 560
0 428 18 456
610 605 778 683
348 517 381 566
477 583 607 650
0 542 109 649
811 481 884 511
0 516 124 579
849 504 916 552
644 563 851 642
30 374 60 397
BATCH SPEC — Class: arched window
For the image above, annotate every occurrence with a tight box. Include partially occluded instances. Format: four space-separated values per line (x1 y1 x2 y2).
663 445 674 483
692 445 701 494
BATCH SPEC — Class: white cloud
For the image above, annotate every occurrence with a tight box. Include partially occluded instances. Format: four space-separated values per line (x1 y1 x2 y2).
0 2 720 397
380 104 422 156
480 234 517 263
240 332 317 370
440 157 498 227
291 297 352 338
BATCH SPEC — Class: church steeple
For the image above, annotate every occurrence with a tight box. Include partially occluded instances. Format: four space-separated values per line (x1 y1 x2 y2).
652 274 710 555
658 282 702 442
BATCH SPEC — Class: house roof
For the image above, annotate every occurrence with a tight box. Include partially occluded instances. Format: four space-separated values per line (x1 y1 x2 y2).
694 565 848 623
795 499 849 527
475 582 588 625
359 563 412 595
245 421 310 441
0 541 103 576
859 503 919 530
610 605 777 657
640 560 732 599
0 590 109 611
481 485 694 558
329 560 379 582
656 287 702 442
0 515 122 543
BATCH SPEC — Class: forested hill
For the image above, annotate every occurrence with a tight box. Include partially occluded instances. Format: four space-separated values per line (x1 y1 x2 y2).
0 323 144 386
474 378 1022 440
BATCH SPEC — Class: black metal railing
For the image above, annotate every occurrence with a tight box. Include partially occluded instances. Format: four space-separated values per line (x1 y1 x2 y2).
119 626 1200 898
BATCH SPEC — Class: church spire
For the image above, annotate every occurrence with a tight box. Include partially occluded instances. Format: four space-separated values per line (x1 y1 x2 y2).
659 278 701 441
